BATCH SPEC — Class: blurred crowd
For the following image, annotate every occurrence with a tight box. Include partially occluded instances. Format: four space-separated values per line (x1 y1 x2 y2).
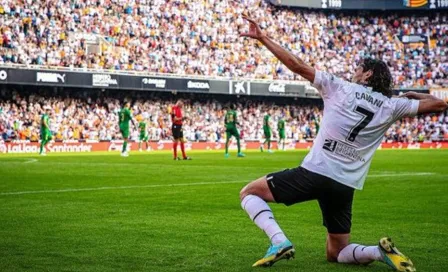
1 89 447 143
0 0 446 88
0 89 323 142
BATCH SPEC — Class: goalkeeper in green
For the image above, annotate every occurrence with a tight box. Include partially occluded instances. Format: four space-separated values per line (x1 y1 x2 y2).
260 109 274 153
118 102 136 157
138 116 149 152
224 104 245 158
39 107 52 156
277 118 286 151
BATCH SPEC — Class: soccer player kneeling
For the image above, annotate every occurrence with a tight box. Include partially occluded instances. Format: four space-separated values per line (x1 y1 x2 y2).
239 15 447 271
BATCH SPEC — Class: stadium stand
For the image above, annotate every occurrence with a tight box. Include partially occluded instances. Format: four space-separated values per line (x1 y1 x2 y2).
1 87 447 142
0 0 446 88
0 1 446 144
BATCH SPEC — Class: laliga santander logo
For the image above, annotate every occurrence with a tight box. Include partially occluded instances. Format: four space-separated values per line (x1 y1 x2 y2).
108 141 131 152
407 143 421 150
0 142 6 153
157 142 164 150
1 141 93 153
1 141 39 153
108 141 121 152
287 142 296 150
47 142 93 152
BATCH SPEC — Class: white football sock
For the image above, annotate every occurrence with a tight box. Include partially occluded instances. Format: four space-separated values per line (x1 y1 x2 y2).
241 195 287 245
337 244 383 264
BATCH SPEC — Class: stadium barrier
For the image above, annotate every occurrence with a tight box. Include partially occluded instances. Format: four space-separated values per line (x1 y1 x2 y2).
0 66 429 98
0 66 319 98
1 141 448 154
270 0 445 10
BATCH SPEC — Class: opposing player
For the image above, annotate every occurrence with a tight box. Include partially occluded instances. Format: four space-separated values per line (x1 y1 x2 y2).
260 109 273 153
39 107 52 156
171 100 191 160
224 104 245 158
118 102 135 157
138 116 149 152
277 118 286 151
239 15 447 271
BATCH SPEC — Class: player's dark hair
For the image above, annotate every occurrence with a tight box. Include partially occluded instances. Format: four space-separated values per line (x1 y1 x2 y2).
230 104 235 110
362 58 393 98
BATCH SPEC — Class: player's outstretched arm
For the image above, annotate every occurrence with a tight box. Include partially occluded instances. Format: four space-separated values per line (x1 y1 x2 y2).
240 15 315 83
400 92 448 114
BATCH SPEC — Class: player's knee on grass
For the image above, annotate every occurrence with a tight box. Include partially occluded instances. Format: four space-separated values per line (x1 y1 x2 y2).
326 233 350 262
239 176 274 202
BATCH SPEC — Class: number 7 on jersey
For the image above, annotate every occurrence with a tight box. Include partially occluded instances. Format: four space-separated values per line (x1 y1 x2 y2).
347 106 375 142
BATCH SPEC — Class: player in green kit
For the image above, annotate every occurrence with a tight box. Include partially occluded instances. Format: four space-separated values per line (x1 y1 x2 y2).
277 118 286 151
39 107 52 156
118 102 136 157
260 109 274 153
138 116 149 152
224 104 245 158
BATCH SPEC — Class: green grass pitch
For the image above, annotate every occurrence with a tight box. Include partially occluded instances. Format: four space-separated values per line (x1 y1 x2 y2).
0 150 447 272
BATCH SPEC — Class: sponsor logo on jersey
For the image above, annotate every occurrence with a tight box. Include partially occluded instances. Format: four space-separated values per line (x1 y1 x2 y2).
323 139 338 152
323 139 366 162
37 72 65 83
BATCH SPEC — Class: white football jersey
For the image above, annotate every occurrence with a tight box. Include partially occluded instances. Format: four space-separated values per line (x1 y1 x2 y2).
301 70 419 190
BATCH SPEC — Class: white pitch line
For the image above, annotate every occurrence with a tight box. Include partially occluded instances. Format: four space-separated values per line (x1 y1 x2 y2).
0 172 436 196
366 172 435 177
23 159 38 164
0 180 248 196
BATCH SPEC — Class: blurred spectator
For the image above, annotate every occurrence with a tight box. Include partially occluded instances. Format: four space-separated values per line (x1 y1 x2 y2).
0 0 445 87
0 87 446 143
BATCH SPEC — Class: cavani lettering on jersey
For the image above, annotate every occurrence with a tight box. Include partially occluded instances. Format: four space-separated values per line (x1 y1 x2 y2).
355 92 384 108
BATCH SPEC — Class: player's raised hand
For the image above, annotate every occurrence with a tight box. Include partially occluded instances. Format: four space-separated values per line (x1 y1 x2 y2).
240 15 265 40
